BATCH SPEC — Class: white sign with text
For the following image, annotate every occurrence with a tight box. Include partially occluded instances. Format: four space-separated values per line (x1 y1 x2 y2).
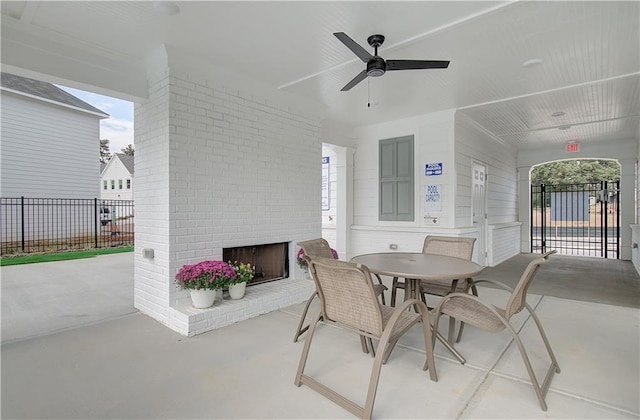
424 184 442 212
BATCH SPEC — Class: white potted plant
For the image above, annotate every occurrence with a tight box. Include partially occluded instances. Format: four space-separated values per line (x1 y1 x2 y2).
227 261 254 299
175 260 237 308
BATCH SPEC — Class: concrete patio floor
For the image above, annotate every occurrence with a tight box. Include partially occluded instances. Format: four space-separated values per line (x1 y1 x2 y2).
2 253 639 419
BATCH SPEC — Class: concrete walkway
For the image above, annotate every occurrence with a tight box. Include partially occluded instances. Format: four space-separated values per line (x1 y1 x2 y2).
1 252 135 343
1 253 639 419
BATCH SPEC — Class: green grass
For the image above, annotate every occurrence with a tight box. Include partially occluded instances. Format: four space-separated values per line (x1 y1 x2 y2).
0 247 133 266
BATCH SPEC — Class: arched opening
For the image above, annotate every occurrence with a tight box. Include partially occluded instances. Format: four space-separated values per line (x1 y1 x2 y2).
530 159 621 258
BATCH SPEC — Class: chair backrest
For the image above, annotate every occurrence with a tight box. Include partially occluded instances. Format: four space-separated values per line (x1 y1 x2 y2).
505 250 556 318
308 256 384 337
297 238 335 259
422 236 476 261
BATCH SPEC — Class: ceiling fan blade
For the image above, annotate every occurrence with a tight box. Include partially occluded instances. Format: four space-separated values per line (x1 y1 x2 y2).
340 69 368 91
386 60 450 71
334 32 373 63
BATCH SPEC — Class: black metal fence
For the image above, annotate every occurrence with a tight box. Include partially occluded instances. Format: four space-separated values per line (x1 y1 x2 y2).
0 197 134 256
531 181 619 258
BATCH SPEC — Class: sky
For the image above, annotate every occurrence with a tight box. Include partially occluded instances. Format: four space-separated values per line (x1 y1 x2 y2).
58 86 134 154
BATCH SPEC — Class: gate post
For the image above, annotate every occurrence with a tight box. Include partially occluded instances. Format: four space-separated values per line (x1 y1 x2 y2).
602 181 607 258
21 196 25 253
94 198 98 249
541 184 546 253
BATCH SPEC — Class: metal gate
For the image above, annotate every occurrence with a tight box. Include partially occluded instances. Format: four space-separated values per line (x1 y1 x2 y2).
531 181 620 258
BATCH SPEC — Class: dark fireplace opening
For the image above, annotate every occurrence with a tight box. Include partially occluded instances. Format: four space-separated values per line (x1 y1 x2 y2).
223 242 289 286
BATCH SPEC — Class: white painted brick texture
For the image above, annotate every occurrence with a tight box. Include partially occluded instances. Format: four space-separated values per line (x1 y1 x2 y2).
136 73 323 336
134 75 172 326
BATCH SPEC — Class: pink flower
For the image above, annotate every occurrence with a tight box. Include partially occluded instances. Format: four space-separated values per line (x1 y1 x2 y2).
175 260 237 290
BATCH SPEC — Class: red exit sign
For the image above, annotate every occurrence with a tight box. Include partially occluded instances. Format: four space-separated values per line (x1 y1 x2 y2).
566 142 580 153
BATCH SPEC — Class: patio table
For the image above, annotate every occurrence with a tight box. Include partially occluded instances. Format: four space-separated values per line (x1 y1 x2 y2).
350 252 484 302
350 252 485 363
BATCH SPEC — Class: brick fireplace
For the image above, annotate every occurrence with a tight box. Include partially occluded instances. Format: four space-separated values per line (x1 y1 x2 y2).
223 242 289 286
169 240 315 337
133 61 322 338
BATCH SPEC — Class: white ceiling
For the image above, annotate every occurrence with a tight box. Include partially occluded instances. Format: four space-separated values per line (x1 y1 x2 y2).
1 1 638 150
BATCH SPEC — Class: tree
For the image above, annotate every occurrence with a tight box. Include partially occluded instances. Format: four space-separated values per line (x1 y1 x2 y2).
121 144 134 156
100 139 111 163
531 159 620 186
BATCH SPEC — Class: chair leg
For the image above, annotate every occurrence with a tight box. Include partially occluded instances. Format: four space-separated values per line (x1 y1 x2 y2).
504 321 556 411
362 340 390 420
448 316 456 344
431 310 466 364
360 335 370 354
455 321 466 343
293 291 318 343
390 277 399 307
526 304 561 375
294 311 323 386
455 279 478 343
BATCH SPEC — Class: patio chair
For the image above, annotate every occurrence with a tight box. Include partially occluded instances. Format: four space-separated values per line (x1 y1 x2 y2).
295 256 437 420
432 250 560 411
390 235 476 342
293 238 387 343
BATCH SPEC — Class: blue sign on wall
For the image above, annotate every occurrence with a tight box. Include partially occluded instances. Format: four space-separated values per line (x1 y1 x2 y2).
425 162 443 176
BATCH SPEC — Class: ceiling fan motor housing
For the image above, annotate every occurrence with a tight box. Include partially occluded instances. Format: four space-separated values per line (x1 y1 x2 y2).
367 57 386 77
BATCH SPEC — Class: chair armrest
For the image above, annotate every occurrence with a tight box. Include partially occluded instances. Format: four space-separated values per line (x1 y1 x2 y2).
470 279 514 293
373 274 389 290
433 291 509 327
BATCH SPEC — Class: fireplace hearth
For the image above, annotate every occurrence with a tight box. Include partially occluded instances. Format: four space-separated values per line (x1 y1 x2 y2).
223 242 289 286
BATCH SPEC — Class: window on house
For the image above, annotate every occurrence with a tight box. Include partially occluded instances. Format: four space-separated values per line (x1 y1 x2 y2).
103 180 107 190
379 135 414 221
118 179 123 189
126 179 131 189
111 180 115 190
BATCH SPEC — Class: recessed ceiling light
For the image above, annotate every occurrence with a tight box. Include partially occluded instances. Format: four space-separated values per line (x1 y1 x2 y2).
558 125 571 131
551 111 565 117
154 1 180 16
522 58 543 68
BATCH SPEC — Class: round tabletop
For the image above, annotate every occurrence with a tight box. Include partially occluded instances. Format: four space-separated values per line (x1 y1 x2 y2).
350 252 484 281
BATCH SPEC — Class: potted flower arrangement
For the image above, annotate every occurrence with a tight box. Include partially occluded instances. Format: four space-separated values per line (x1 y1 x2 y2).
175 260 237 308
227 261 255 299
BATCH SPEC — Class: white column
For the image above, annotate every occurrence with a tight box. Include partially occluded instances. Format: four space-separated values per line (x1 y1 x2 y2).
517 166 532 253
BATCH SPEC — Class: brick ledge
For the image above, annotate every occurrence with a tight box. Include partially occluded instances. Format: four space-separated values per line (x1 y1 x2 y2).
170 277 315 336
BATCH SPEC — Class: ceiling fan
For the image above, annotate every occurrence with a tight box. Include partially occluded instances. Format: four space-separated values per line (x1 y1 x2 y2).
333 32 450 91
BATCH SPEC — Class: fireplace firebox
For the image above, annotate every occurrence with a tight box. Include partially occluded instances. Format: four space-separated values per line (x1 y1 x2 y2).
223 242 289 286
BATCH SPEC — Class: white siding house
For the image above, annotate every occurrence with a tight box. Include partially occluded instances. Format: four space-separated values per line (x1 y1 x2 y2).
0 73 109 245
0 73 108 198
100 153 134 201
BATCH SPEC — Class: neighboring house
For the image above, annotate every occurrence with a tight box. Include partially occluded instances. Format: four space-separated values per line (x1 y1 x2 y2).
0 72 109 198
0 72 109 244
100 153 134 201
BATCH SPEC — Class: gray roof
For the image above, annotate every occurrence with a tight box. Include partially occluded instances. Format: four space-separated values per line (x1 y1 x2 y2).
115 153 134 174
1 73 109 117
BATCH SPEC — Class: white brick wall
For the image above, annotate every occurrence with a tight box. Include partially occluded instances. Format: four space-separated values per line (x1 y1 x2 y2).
134 73 173 327
134 66 323 336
